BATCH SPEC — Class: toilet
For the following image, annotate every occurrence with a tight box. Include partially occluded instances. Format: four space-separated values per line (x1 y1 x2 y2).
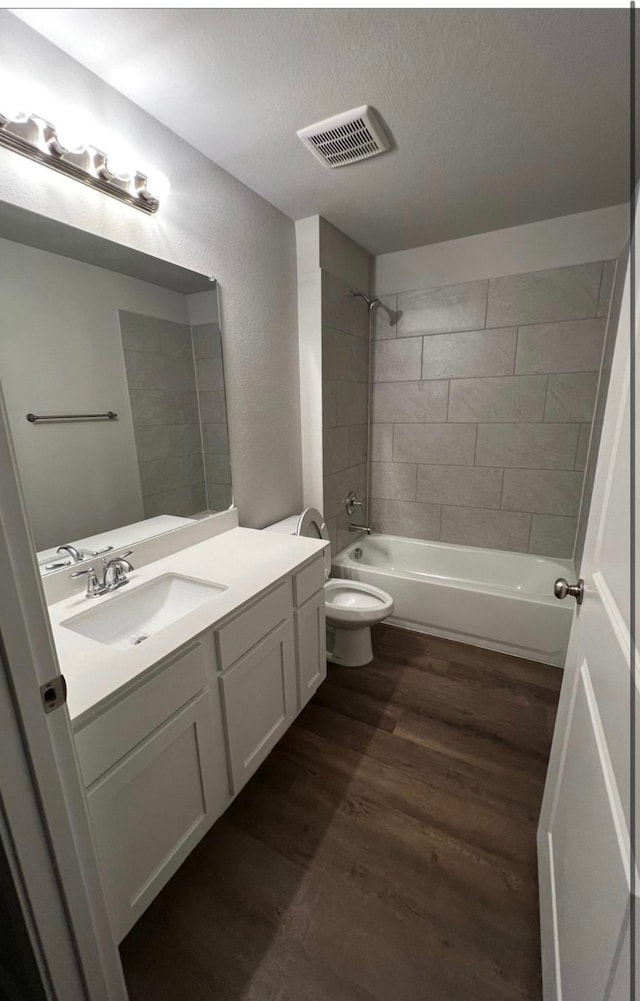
264 508 394 666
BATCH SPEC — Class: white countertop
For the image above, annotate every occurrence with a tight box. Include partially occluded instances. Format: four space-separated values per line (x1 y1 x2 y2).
47 527 327 725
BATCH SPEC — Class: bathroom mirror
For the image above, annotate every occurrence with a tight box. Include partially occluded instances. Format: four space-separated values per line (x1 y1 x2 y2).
0 202 233 575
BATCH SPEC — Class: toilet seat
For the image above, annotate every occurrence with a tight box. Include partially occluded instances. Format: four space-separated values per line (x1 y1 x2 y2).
324 578 394 627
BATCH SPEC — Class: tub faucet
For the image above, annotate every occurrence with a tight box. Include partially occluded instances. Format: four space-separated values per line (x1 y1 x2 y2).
349 523 371 535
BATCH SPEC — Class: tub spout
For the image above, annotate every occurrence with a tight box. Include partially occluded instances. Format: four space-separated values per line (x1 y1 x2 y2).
349 523 371 534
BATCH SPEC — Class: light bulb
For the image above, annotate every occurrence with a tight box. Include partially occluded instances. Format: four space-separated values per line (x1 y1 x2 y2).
145 170 170 202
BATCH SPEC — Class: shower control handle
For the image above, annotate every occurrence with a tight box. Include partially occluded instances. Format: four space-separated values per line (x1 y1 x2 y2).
553 577 584 605
345 491 363 516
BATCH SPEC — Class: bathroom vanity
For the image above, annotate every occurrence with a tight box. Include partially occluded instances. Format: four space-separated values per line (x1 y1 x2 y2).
47 527 327 942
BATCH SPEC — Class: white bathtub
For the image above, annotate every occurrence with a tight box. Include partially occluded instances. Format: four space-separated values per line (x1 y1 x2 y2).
332 534 574 667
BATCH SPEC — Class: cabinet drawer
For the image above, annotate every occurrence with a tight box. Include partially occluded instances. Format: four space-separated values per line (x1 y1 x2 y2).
216 581 291 670
293 555 326 607
75 640 209 787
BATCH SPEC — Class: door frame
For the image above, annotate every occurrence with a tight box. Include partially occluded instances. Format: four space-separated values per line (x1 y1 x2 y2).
0 381 127 1001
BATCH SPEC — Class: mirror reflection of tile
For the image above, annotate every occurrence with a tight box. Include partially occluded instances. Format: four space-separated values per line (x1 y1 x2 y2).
120 310 231 520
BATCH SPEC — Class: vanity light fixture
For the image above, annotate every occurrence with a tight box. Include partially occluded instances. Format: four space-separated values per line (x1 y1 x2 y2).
0 109 160 214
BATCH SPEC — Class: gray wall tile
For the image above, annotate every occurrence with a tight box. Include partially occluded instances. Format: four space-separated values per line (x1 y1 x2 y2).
194 357 224 392
441 506 531 552
350 295 370 340
370 498 441 540
371 380 448 423
544 372 599 422
323 467 353 521
597 260 616 317
205 453 231 485
193 322 222 359
448 375 546 423
529 514 577 558
323 427 349 475
160 325 193 357
198 390 227 425
172 424 205 456
515 317 606 374
206 483 232 511
487 263 601 327
323 326 367 382
119 311 161 353
371 424 393 461
370 462 417 501
421 327 516 380
336 381 368 426
416 465 503 508
322 379 337 429
373 294 398 340
393 423 476 465
143 486 196 519
397 280 487 336
372 338 422 382
134 425 172 462
502 469 583 516
203 423 229 455
574 423 592 471
322 271 351 333
348 424 368 466
476 423 579 468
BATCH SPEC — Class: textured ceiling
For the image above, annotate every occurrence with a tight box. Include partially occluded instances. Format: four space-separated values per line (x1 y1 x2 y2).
13 8 629 255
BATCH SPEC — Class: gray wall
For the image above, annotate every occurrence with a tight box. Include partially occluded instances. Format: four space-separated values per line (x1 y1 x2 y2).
0 11 302 529
318 221 372 553
369 261 614 558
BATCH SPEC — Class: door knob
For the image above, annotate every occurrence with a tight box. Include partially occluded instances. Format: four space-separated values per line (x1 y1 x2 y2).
554 577 584 605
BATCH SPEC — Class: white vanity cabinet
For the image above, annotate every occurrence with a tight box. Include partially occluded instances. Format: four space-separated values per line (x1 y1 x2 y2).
71 549 327 944
74 636 230 943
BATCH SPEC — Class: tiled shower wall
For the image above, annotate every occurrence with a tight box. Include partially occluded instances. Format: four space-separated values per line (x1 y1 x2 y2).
322 271 371 553
120 310 231 518
370 261 615 558
192 321 232 512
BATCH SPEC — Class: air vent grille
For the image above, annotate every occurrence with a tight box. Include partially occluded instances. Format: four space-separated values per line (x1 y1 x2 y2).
297 105 391 169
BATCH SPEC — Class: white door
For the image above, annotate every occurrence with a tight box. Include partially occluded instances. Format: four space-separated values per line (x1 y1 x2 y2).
0 384 128 1000
537 229 637 999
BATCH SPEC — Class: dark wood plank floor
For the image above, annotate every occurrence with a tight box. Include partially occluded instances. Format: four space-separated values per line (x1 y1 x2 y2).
121 625 562 1001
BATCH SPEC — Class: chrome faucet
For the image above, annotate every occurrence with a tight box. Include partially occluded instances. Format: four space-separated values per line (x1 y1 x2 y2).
349 523 372 535
71 551 134 598
57 543 114 564
57 544 83 563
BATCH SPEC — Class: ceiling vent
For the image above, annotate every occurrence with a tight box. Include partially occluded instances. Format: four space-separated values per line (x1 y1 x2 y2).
297 105 391 169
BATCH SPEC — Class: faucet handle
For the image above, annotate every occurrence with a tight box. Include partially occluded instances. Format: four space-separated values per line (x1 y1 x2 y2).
345 491 363 516
70 566 103 598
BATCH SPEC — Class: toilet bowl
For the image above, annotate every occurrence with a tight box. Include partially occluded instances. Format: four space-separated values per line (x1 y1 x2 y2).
263 508 394 667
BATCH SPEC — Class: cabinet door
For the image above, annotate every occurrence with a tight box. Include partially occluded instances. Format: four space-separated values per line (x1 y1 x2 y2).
220 619 296 793
87 693 221 943
295 590 326 710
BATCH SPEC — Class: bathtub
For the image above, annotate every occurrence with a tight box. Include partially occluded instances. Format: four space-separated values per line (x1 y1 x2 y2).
331 534 574 667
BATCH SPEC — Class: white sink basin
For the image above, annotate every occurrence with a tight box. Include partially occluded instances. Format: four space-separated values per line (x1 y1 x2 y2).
61 573 227 649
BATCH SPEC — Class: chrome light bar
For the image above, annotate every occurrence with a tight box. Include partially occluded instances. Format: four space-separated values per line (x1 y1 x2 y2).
0 111 159 214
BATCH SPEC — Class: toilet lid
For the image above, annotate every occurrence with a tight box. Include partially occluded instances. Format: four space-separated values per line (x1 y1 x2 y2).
296 508 331 576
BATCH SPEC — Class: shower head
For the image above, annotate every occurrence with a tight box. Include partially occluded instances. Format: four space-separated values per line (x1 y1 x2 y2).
349 289 402 327
349 290 379 311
